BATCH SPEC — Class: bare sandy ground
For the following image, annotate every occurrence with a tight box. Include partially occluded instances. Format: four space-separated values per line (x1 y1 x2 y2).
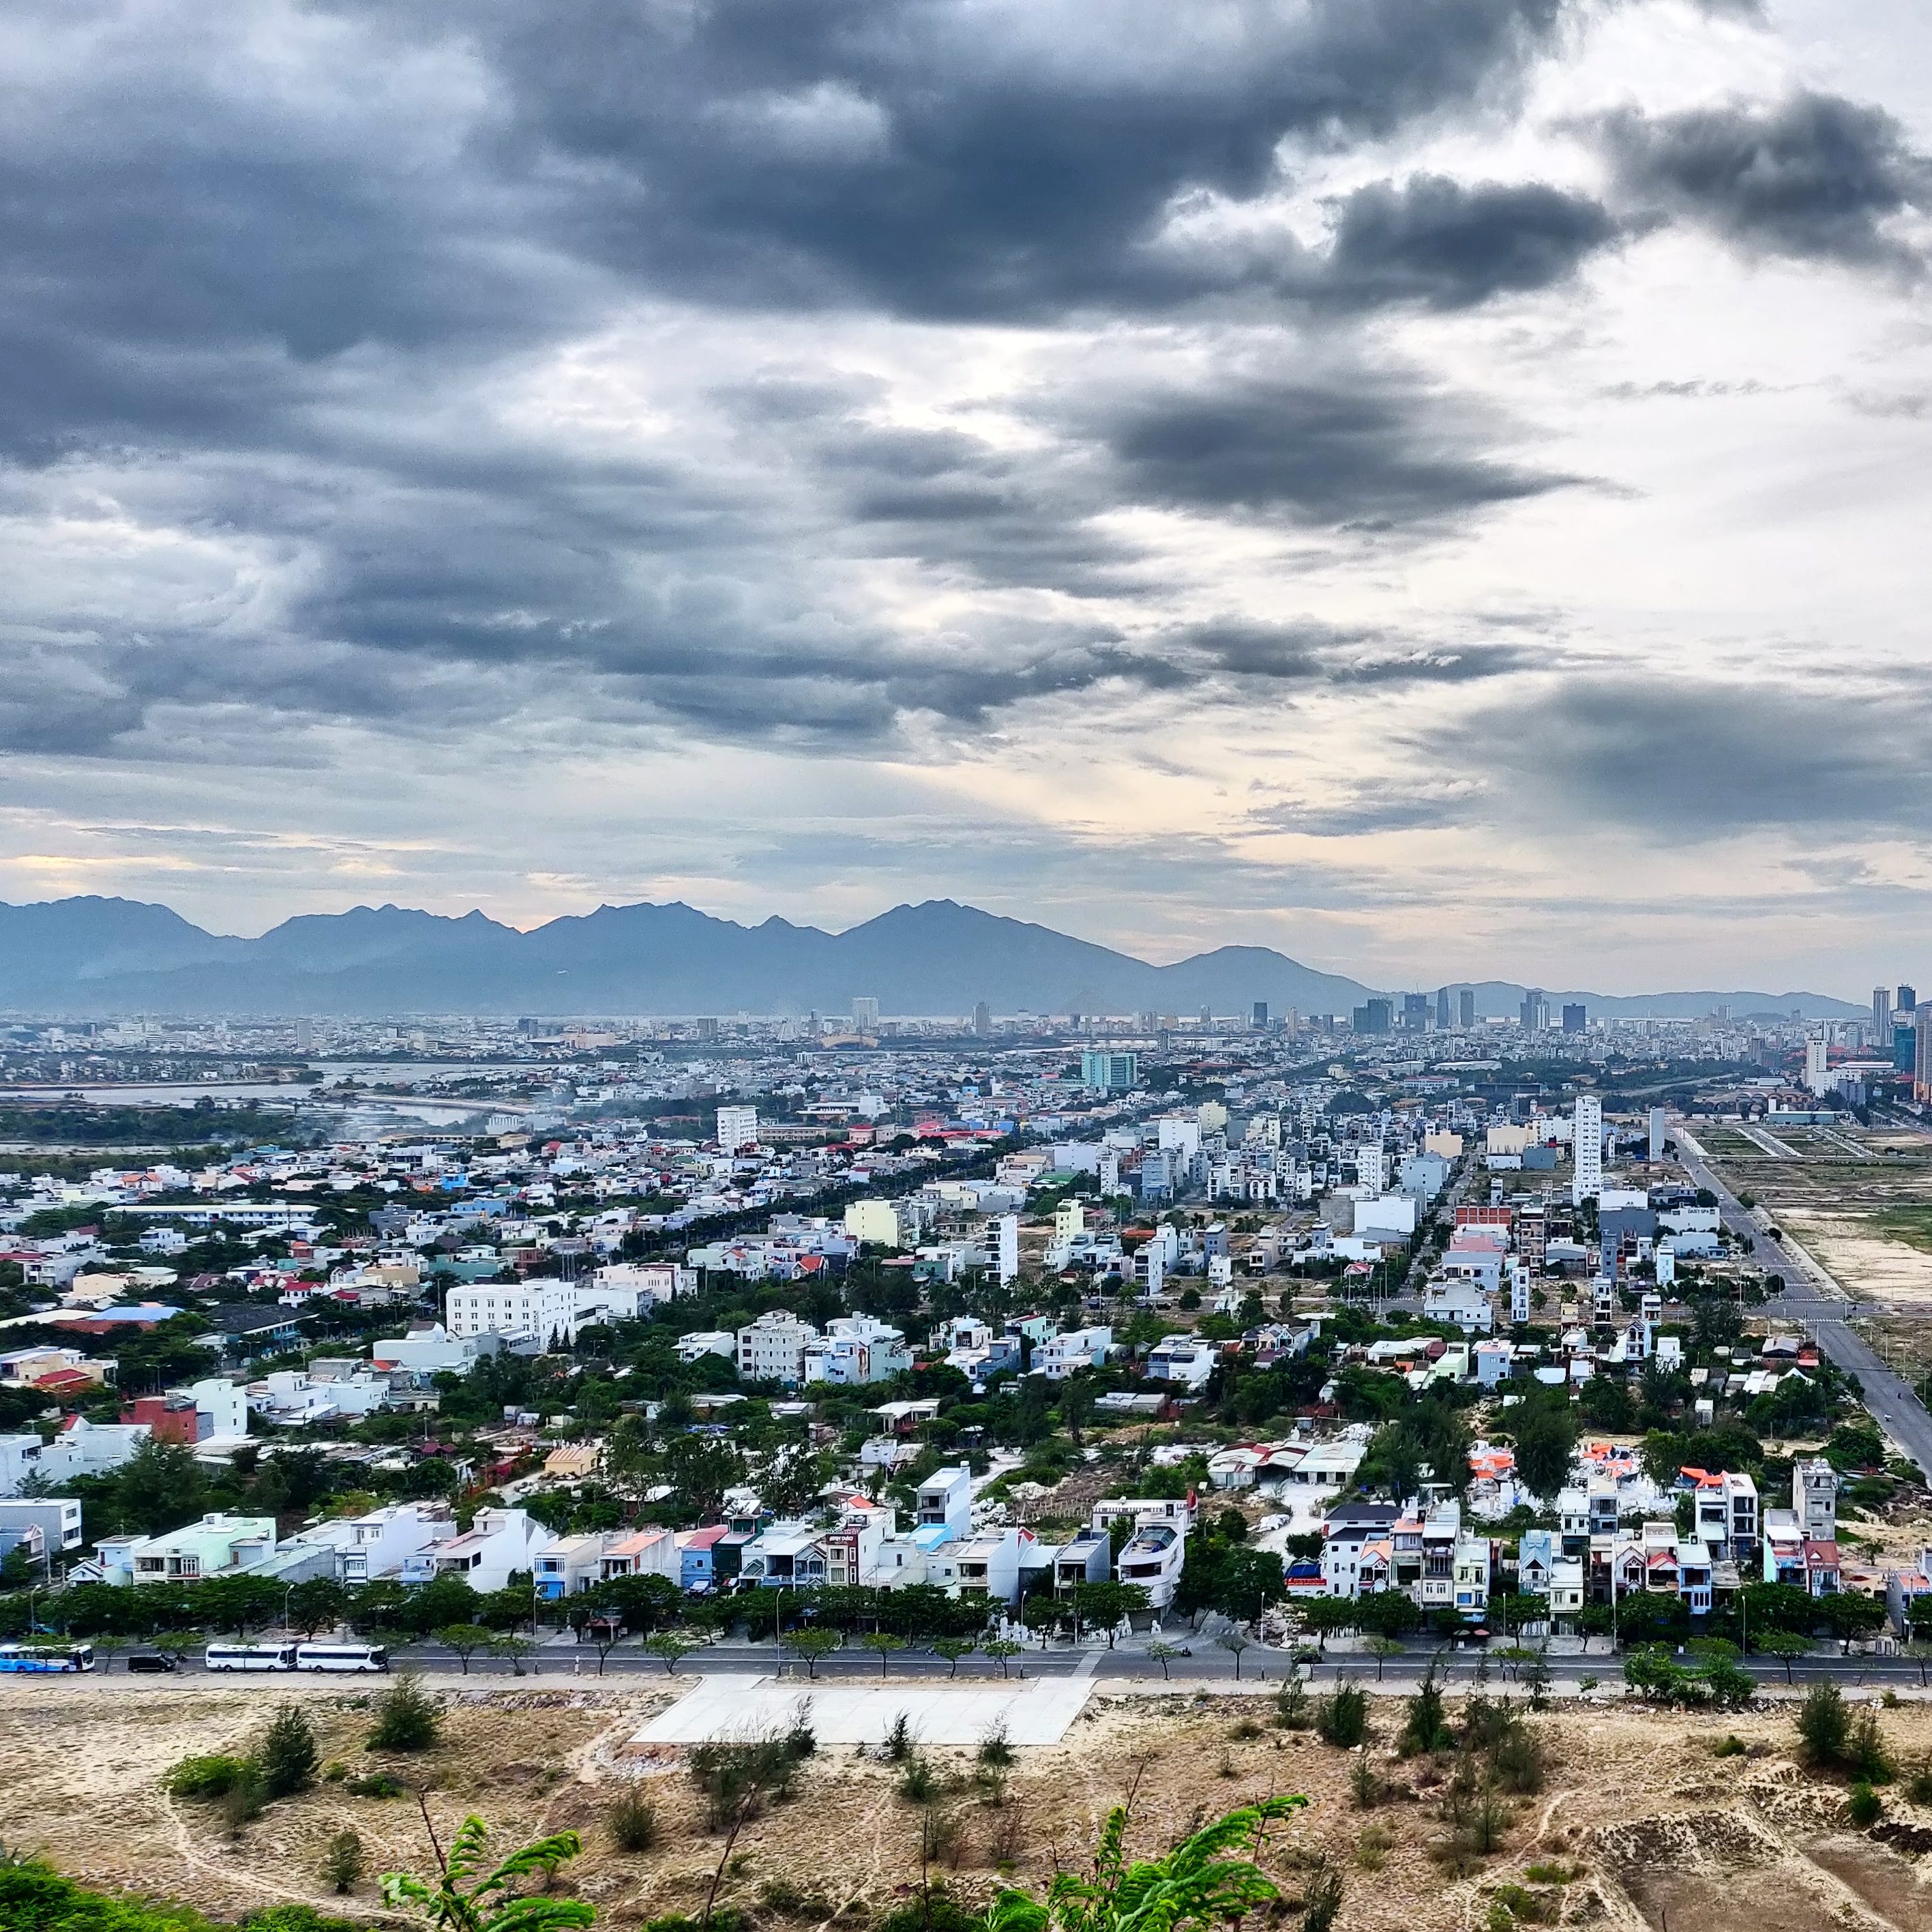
3 1678 1932 1931
1783 1211 1932 1311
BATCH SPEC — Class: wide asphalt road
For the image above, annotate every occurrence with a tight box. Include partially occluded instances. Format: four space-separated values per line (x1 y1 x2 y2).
31 1633 1932 1693
1676 1125 1932 1478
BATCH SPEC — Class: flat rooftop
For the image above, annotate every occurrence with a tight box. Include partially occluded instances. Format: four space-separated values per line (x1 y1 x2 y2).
630 1674 1093 1747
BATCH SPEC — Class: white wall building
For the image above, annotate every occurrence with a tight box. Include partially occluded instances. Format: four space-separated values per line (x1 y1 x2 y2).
1035 1325 1112 1380
370 1324 501 1376
589 1261 695 1307
1571 1094 1603 1206
445 1279 582 1348
736 1311 819 1385
803 1316 912 1386
413 1506 554 1593
716 1105 760 1155
336 1502 459 1584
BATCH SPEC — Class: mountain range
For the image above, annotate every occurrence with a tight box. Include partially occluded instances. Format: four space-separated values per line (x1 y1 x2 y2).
0 895 1864 1022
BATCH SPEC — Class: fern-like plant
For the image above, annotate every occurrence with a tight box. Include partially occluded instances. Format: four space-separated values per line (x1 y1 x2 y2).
985 1794 1306 1932
382 1808 597 1932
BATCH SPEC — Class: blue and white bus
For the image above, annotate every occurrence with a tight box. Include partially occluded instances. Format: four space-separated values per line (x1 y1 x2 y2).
0 1641 95 1673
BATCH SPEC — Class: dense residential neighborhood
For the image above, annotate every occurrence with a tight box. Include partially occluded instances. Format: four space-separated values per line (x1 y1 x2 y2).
2 997 1930 1673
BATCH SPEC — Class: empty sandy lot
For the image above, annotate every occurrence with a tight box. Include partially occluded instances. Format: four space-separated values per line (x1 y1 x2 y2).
3 1676 1932 1929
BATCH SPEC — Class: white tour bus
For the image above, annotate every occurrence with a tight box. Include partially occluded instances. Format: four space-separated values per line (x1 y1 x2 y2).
202 1640 388 1673
204 1641 298 1671
295 1641 389 1673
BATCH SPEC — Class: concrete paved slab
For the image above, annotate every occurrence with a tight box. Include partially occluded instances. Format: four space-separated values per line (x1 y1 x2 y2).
631 1674 1094 1747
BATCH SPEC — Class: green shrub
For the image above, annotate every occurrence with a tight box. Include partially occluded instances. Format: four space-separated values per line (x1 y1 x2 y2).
220 1764 267 1837
1316 1684 1368 1749
608 1789 658 1853
1489 1723 1546 1796
258 1706 318 1800
1847 1781 1882 1828
1400 1673 1453 1757
1274 1677 1311 1732
344 1771 407 1798
1523 1861 1576 1884
897 1756 938 1803
366 1674 440 1753
243 1909 361 1932
1711 1735 1746 1758
872 1887 984 1932
759 1879 831 1917
688 1731 811 1828
1299 1860 1343 1932
977 1723 1015 1770
319 1829 364 1896
1847 1709 1893 1785
164 1755 254 1798
1796 1681 1849 1768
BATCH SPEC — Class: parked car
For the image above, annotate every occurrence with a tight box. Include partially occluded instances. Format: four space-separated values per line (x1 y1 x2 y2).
127 1652 179 1673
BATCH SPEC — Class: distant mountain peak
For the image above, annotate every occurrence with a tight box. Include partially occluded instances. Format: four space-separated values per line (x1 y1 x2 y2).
0 893 1865 1022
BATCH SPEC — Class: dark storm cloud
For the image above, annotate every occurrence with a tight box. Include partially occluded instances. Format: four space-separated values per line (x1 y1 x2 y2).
1183 621 1534 686
1318 176 1621 310
0 0 1644 764
1451 675 1932 838
1596 91 1932 271
1084 372 1574 524
348 0 1584 321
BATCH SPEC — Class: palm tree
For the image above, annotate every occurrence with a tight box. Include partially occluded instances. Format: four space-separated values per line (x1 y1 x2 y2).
383 1807 595 1932
986 1795 1306 1932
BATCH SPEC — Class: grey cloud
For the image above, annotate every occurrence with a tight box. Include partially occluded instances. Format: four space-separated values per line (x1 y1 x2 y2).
1249 780 1489 835
1451 674 1932 839
1318 176 1620 310
1596 91 1932 271
1084 371 1574 525
0 0 1809 792
1183 621 1534 687
389 0 1584 322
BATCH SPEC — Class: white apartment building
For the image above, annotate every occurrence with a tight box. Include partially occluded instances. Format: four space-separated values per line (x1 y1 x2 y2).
737 1310 819 1385
677 1328 736 1364
1114 1519 1185 1610
408 1506 554 1592
589 1260 696 1307
336 1502 458 1584
716 1105 760 1155
370 1324 501 1376
445 1279 582 1348
1355 1144 1386 1193
1571 1094 1603 1205
803 1315 912 1386
1146 1336 1217 1391
35 1417 152 1483
1035 1325 1112 1379
992 1211 1020 1285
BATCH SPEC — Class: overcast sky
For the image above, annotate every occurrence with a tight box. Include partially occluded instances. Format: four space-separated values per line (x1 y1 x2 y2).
4 0 1929 994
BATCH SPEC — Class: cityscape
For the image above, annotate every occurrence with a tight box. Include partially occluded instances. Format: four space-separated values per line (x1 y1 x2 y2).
7 0 1932 1929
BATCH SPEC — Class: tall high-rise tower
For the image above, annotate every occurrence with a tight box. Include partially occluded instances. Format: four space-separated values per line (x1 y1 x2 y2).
1571 1093 1603 1205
